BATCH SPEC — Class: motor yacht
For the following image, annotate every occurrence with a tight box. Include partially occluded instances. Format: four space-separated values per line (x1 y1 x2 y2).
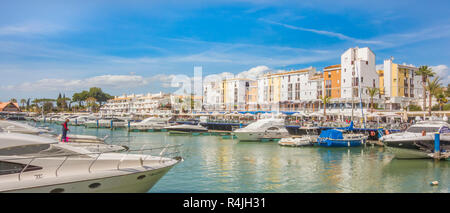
278 126 319 147
0 120 50 135
0 120 126 153
278 136 316 147
129 117 172 131
233 118 290 141
70 115 98 126
380 120 450 159
85 118 128 128
164 123 208 134
0 133 182 192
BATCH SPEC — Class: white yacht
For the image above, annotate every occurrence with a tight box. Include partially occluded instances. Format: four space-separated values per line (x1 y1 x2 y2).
278 136 316 147
380 120 450 159
0 120 50 135
129 117 172 131
233 118 290 141
67 115 97 126
0 133 182 193
164 124 208 133
0 120 126 153
85 118 128 128
278 126 319 147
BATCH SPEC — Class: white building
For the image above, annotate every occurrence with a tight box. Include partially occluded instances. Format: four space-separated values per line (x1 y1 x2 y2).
257 67 323 111
100 92 171 116
340 47 378 99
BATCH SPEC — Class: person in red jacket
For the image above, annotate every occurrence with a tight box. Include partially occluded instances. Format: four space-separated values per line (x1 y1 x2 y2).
61 119 70 142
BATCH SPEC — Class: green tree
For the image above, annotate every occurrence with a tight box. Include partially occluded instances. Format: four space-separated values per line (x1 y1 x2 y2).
415 65 435 111
9 98 17 103
20 99 26 110
86 97 98 112
320 95 331 118
426 77 441 116
367 87 379 113
26 98 31 111
435 90 448 111
87 87 113 106
408 104 422 111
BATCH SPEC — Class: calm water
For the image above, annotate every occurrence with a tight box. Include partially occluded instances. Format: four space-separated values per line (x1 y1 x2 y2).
34 122 449 193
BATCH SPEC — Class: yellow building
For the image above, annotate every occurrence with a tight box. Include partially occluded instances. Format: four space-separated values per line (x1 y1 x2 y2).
383 59 419 98
382 58 422 110
377 70 384 95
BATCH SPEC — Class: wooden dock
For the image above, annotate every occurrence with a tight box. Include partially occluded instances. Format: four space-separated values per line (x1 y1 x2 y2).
428 152 450 160
367 140 384 146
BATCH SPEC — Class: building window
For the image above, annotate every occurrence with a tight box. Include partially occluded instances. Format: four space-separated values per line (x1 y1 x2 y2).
295 83 300 100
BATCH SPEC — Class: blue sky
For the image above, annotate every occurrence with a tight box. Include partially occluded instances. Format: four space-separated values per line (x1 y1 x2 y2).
1 0 450 101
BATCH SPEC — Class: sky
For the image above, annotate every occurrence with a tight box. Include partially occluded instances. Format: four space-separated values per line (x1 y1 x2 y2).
1 0 450 101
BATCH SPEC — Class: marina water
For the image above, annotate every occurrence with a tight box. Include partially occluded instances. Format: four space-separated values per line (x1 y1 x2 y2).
34 122 449 193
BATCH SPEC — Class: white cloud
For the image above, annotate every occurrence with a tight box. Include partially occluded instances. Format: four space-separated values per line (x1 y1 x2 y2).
1 74 175 92
203 65 271 84
376 64 384 71
260 19 383 44
0 23 65 36
431 65 450 85
236 65 271 79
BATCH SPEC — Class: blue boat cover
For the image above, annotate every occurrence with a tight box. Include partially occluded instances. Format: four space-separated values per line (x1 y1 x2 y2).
319 129 344 139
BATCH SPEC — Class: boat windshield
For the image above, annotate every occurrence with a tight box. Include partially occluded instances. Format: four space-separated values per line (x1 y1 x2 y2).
0 144 84 157
406 126 440 133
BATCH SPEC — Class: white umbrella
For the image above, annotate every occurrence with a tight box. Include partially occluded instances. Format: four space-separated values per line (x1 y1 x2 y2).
309 112 324 117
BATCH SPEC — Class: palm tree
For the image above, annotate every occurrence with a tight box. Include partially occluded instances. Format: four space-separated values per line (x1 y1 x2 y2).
426 77 441 116
415 66 435 111
320 95 331 119
20 99 26 110
367 87 379 113
434 89 448 111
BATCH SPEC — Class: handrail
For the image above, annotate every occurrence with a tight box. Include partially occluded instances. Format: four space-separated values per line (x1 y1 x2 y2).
0 144 183 162
159 145 169 163
88 152 103 173
117 150 131 170
2 144 183 181
18 158 34 181
55 156 70 177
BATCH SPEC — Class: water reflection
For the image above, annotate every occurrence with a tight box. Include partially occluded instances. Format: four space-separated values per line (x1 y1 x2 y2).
32 122 450 193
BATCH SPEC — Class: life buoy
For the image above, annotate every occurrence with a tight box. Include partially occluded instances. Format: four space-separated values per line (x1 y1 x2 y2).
385 130 389 135
370 131 375 136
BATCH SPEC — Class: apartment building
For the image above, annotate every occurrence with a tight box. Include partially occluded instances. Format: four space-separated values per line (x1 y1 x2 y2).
323 64 341 99
100 92 171 115
257 67 323 111
381 58 423 110
338 47 379 110
203 78 257 111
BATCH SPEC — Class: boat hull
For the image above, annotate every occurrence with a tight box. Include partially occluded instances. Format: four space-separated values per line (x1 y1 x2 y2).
384 147 431 159
317 139 365 147
234 131 290 142
2 163 177 193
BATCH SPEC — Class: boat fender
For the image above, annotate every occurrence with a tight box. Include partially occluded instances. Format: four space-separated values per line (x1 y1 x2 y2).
370 131 375 136
430 181 439 186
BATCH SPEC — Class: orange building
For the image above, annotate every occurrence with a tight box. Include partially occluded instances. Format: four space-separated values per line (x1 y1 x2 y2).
323 64 341 98
0 102 21 112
